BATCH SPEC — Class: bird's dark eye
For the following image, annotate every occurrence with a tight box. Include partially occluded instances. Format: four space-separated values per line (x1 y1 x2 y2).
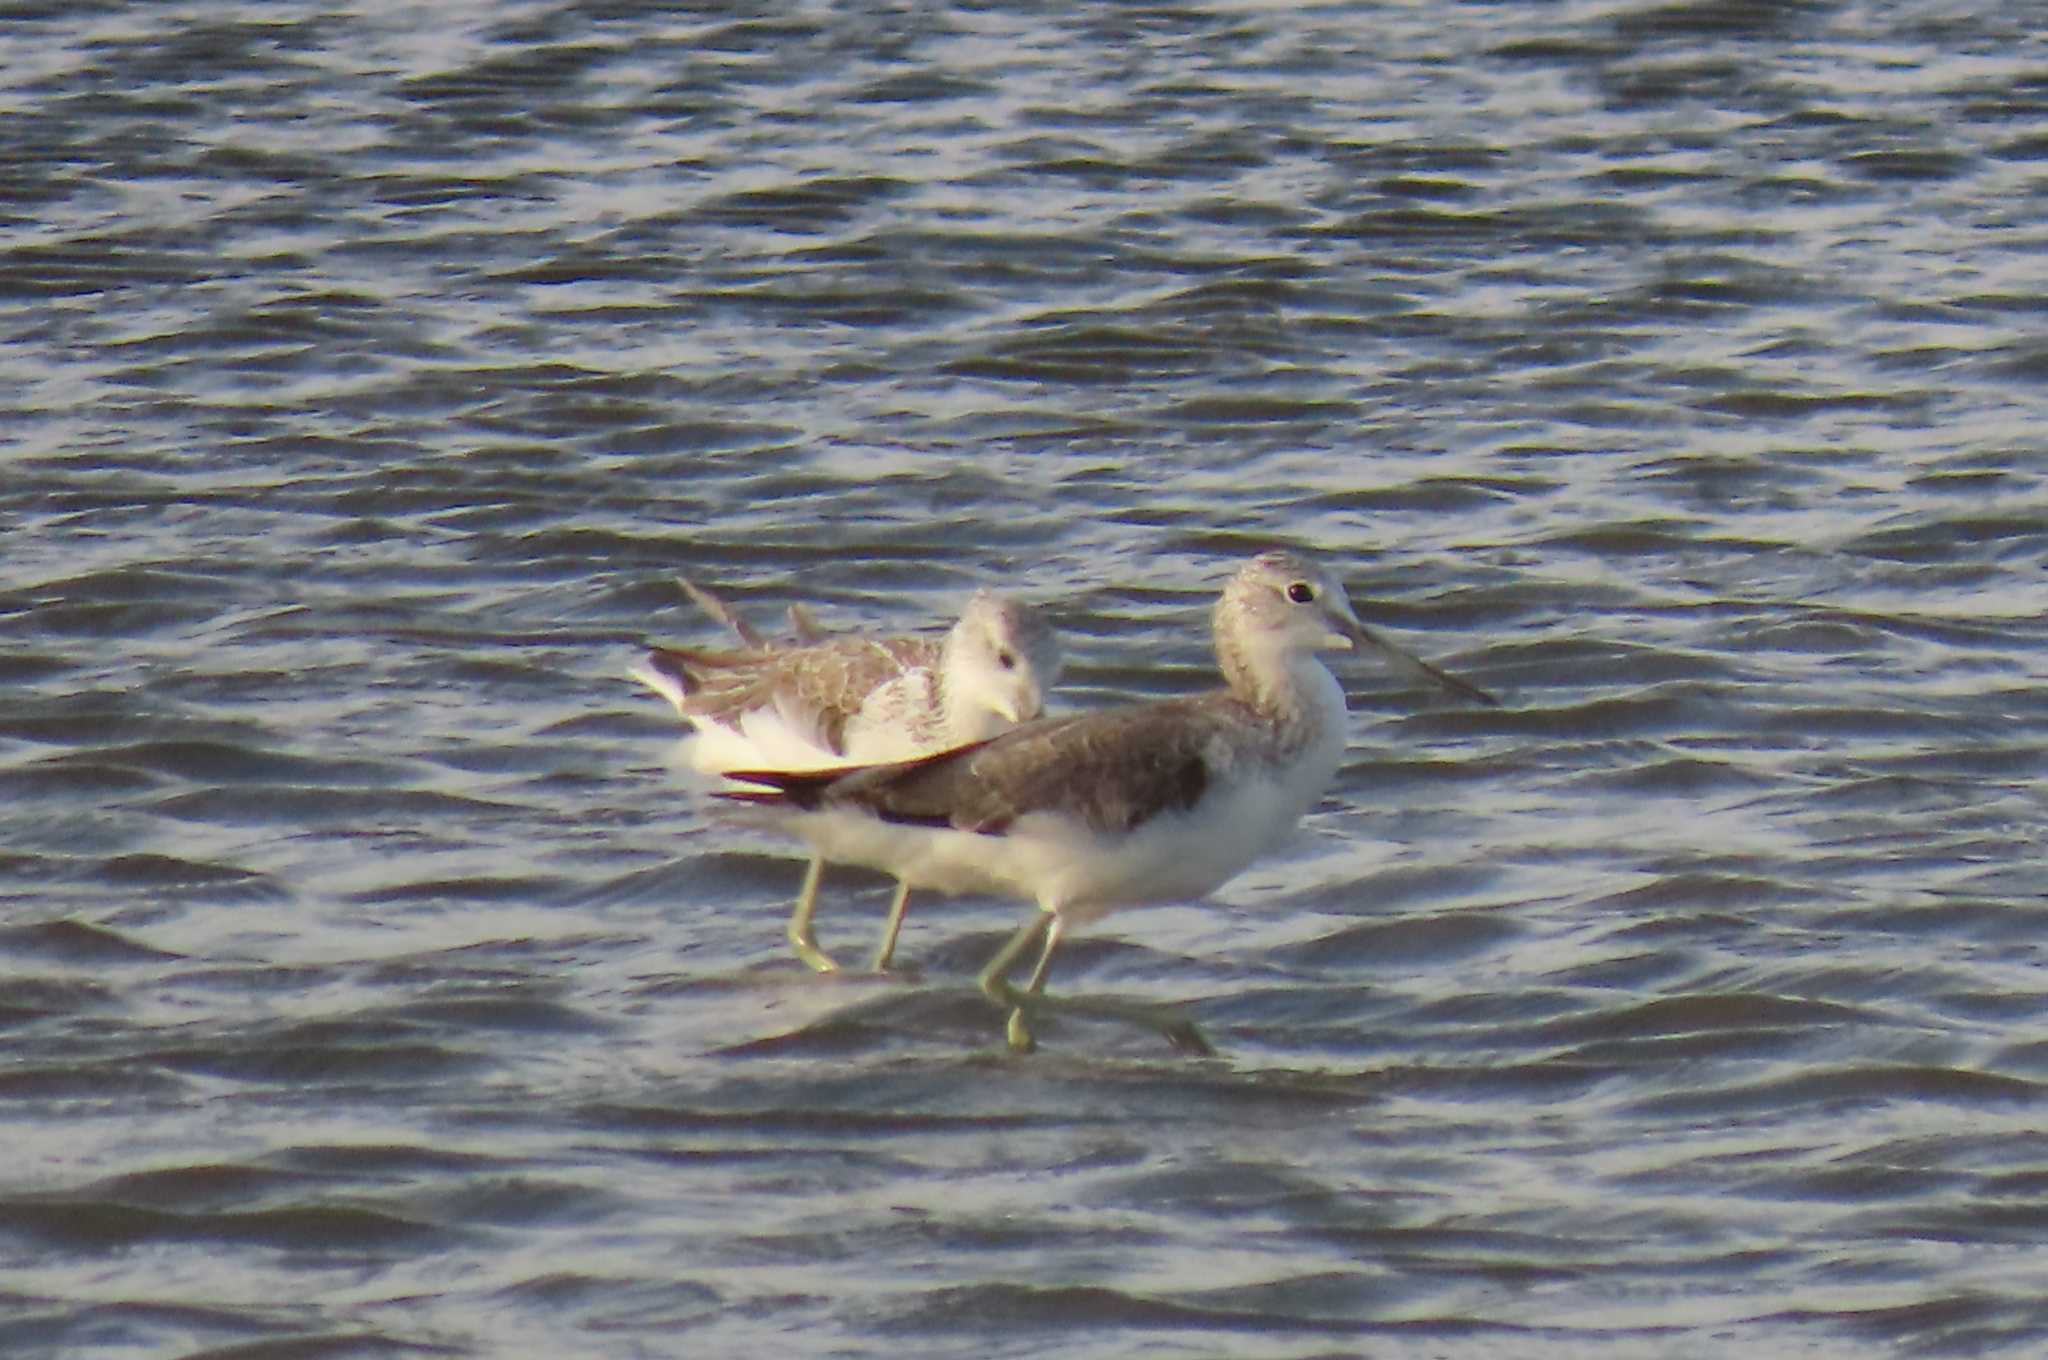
1286 581 1315 604
997 650 1018 671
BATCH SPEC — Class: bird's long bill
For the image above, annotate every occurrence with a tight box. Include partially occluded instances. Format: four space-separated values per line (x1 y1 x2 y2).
1346 618 1500 708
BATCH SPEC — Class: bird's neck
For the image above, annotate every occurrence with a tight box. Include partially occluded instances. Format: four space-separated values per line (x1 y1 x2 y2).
932 650 1002 743
1219 634 1347 747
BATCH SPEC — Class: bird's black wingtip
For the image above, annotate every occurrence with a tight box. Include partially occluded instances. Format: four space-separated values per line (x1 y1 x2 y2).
718 767 838 809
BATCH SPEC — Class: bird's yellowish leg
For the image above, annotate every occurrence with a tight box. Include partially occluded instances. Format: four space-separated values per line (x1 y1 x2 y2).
868 879 912 972
978 912 1214 1057
784 856 840 973
978 912 1052 1052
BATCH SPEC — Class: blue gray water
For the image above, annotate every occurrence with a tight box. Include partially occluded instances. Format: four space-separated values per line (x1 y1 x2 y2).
5 2 2047 1356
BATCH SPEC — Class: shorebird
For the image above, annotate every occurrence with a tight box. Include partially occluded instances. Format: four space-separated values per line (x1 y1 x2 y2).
631 585 1063 973
721 550 1497 1055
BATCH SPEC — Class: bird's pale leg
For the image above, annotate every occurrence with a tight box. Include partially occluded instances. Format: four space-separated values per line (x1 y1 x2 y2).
977 912 1052 1052
1003 913 1067 1052
1019 916 1062 992
977 913 1215 1057
868 879 912 972
785 856 841 973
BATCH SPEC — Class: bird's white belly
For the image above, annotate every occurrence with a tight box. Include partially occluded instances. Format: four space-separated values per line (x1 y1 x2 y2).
1031 768 1321 924
782 762 1322 927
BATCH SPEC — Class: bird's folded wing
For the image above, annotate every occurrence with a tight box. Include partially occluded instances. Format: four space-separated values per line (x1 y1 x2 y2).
730 695 1238 838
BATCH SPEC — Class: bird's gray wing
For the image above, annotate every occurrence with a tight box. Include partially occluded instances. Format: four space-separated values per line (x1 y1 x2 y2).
747 694 1244 837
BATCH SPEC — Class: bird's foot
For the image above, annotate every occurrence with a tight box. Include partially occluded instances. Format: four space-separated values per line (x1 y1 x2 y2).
789 933 841 974
1004 1008 1038 1054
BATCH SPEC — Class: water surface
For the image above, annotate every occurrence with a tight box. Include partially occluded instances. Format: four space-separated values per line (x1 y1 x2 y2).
4 2 2047 1357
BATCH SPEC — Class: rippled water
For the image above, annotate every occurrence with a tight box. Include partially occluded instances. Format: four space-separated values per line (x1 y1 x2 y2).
5 1 2048 1356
